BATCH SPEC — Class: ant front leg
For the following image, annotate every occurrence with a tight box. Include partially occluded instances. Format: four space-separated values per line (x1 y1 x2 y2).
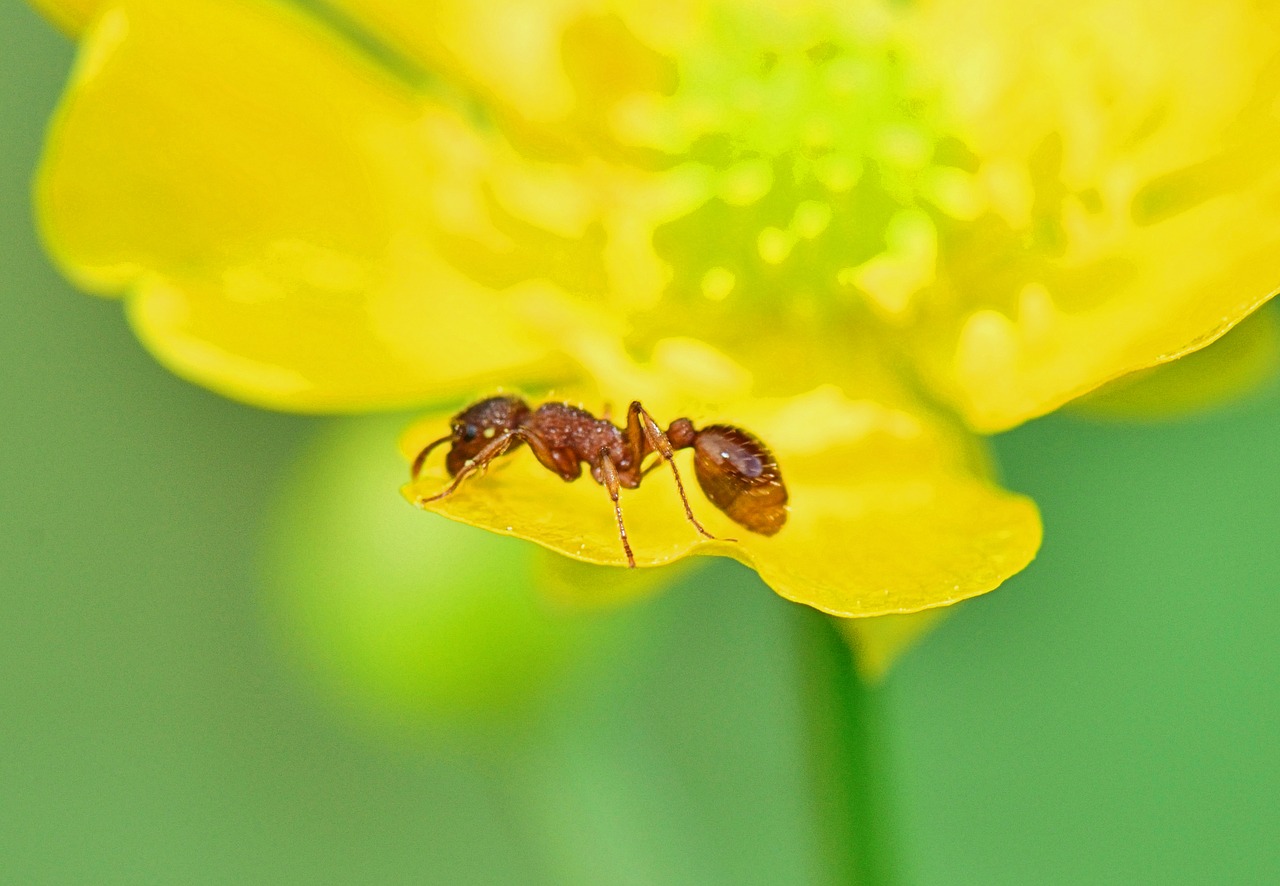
598 448 636 568
624 401 717 541
412 429 520 506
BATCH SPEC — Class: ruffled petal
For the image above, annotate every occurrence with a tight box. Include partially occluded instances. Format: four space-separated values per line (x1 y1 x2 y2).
402 385 1041 617
898 0 1280 430
37 0 1280 421
323 0 1280 432
35 0 566 410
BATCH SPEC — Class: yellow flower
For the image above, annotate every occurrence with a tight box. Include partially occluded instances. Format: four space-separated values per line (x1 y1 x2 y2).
31 0 1280 632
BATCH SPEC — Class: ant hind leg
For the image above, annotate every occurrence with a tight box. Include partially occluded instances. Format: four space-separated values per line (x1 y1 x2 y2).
625 402 721 542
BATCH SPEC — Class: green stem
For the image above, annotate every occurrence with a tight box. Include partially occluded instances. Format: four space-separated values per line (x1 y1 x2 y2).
797 607 897 886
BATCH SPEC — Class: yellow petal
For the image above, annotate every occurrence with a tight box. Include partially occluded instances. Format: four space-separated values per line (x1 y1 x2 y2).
28 0 101 36
833 609 948 683
402 386 1041 618
40 0 1280 424
899 0 1280 431
1072 304 1280 421
35 0 565 410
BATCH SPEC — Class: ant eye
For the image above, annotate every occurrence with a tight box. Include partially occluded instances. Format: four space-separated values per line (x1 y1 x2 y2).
463 424 479 442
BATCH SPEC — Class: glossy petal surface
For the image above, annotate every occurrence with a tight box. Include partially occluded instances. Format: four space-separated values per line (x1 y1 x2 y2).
403 386 1041 617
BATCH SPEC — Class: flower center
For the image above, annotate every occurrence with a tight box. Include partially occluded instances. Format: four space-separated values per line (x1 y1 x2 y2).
622 7 963 330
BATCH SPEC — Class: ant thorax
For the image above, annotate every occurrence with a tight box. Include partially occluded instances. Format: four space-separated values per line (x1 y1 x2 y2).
526 402 632 482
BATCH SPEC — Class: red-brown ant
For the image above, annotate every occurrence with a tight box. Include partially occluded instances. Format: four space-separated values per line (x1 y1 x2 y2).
409 396 788 567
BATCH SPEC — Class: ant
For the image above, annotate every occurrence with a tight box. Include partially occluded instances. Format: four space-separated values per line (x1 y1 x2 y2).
409 396 788 567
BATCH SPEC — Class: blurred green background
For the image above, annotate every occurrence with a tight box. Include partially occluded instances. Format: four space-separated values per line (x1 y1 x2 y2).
4 5 1278 883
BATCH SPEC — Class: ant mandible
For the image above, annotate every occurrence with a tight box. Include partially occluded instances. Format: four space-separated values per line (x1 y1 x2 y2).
409 396 788 567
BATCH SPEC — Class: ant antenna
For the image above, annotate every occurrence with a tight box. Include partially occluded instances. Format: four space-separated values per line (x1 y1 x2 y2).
410 432 453 480
414 430 522 505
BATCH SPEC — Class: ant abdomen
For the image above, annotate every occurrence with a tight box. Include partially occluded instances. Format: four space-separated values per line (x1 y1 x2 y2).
691 425 789 536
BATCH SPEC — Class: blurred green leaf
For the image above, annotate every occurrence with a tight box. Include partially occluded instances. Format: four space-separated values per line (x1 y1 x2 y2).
261 416 602 738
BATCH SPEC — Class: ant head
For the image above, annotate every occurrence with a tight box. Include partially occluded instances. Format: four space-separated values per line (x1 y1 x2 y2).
412 396 531 480
443 396 531 475
690 424 788 536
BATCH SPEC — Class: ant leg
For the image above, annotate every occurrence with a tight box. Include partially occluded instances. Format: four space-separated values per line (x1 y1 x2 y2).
520 429 583 481
624 402 718 541
598 449 636 568
412 430 520 505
